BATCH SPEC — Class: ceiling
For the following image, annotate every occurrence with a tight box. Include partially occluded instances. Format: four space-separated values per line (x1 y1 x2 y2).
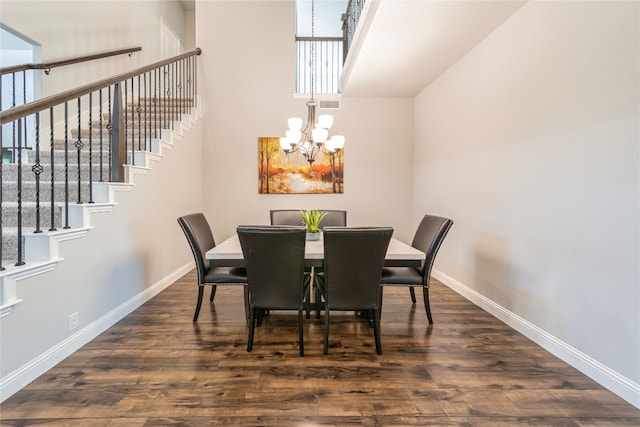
341 0 527 97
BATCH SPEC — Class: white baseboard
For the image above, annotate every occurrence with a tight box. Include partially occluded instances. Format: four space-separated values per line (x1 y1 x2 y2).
432 269 640 409
0 262 193 403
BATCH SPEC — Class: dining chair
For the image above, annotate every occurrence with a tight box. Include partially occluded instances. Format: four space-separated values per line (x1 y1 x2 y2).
237 225 307 356
270 209 347 229
320 226 393 355
177 213 248 322
380 214 453 324
270 209 347 318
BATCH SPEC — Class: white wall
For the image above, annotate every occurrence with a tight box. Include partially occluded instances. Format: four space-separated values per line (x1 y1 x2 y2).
414 0 639 395
0 0 202 399
0 0 186 98
196 0 415 242
0 119 204 395
183 9 196 51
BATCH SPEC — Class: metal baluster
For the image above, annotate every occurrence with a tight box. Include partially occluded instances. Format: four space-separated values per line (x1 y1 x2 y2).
137 74 141 151
63 102 70 229
195 53 198 108
33 112 43 233
178 60 182 112
22 71 28 151
187 57 192 108
49 108 56 231
176 61 179 122
169 63 172 129
88 92 94 203
169 64 173 130
75 97 83 204
127 78 132 166
15 118 24 265
99 89 104 182
0 124 4 270
110 82 125 183
175 61 179 121
12 74 16 162
179 59 183 114
107 86 112 181
172 62 176 128
163 66 167 132
143 72 148 152
154 68 158 139
181 59 185 115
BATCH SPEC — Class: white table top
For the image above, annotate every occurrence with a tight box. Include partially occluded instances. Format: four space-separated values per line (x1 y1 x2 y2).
206 233 425 268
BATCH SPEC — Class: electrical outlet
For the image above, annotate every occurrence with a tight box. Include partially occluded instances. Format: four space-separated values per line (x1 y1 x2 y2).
68 312 79 331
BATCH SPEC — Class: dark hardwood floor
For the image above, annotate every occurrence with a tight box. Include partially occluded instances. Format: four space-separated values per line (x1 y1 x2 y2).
2 270 639 426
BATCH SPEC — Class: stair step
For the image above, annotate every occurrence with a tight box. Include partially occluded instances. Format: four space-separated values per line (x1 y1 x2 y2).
1 226 27 267
17 149 111 165
3 163 111 182
2 202 64 228
126 98 195 106
47 139 162 152
71 127 167 139
3 180 94 203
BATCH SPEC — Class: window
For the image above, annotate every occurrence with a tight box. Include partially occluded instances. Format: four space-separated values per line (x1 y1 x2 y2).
295 0 347 94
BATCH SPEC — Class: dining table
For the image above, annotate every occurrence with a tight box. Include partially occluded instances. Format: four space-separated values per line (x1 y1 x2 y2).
205 231 426 268
206 229 426 322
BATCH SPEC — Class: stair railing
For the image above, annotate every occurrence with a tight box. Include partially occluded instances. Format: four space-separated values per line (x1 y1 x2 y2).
342 0 365 60
0 48 202 270
0 47 143 164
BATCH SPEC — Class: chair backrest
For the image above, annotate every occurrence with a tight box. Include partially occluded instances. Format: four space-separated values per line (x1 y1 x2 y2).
322 227 393 310
270 209 347 229
237 226 307 310
177 213 216 286
411 215 454 282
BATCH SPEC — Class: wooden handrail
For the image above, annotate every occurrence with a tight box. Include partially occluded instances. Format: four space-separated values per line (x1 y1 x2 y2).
0 48 202 126
0 47 142 75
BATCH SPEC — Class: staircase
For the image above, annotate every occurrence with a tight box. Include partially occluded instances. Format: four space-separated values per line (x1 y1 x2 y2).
0 98 201 317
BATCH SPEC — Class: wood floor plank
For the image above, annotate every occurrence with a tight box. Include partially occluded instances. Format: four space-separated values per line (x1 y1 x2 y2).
1 271 638 426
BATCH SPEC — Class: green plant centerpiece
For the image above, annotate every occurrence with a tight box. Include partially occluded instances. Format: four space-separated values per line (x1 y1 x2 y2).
299 210 328 240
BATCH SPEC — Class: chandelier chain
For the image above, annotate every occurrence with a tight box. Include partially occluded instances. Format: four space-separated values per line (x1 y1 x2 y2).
310 0 315 99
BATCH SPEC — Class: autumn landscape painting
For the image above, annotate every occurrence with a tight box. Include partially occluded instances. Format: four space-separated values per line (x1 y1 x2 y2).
258 137 344 194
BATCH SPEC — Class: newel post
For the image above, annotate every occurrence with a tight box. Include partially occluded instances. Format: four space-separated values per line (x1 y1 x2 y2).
110 82 125 182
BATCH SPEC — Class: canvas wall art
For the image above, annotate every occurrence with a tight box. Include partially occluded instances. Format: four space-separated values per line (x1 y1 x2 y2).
258 137 344 194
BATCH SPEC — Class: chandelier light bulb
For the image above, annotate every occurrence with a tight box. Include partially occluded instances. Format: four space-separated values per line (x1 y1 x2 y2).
312 127 328 143
285 130 301 145
280 137 291 151
288 117 303 132
317 114 334 129
331 135 345 150
325 137 336 153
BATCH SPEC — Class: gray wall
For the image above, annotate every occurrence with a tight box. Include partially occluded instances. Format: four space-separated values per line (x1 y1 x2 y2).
413 0 639 390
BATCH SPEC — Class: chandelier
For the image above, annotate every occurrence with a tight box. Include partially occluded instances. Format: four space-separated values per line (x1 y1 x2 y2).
280 0 345 167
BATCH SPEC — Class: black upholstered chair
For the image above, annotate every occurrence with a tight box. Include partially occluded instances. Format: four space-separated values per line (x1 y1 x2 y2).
270 209 347 318
270 209 347 229
237 226 307 356
380 214 453 324
320 226 393 355
177 213 248 322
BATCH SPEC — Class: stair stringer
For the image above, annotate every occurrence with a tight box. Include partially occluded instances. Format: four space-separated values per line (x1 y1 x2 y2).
0 108 196 318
